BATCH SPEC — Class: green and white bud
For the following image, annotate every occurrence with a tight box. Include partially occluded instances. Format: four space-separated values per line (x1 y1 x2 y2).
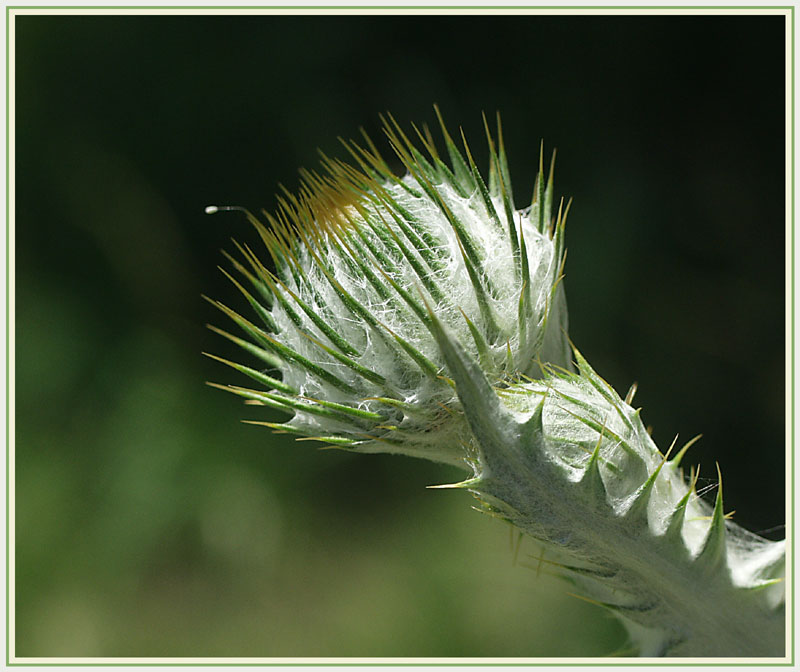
206 108 569 466
207 109 785 657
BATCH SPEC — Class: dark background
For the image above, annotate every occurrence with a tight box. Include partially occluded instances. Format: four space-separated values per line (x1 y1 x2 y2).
15 12 787 657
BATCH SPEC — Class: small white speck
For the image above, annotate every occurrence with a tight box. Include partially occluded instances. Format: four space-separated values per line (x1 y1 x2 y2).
205 205 219 215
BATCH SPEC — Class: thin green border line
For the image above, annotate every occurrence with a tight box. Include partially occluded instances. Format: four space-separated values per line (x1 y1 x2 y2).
3 658 793 670
791 3 796 667
2 662 796 668
5 3 9 668
4 4 794 666
2 5 798 9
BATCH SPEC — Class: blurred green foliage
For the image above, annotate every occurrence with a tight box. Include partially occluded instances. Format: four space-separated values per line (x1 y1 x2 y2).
15 13 784 657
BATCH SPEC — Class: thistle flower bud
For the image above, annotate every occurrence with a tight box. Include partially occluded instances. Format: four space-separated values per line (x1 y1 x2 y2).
207 110 784 657
206 108 570 467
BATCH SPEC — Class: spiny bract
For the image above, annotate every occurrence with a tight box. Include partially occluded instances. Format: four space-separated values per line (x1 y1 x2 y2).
207 109 785 657
206 107 570 466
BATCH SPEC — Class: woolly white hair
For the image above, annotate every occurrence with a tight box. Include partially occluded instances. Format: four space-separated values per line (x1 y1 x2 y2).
206 109 569 465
